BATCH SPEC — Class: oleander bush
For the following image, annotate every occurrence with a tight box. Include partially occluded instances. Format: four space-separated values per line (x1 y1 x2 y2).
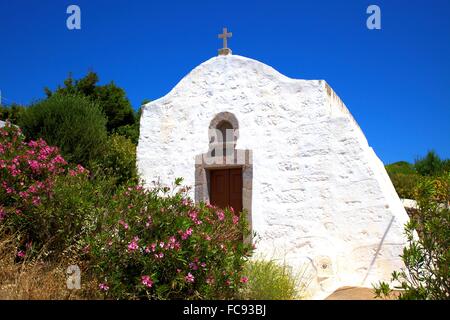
1 123 255 299
0 123 114 257
374 173 450 300
1 123 68 248
86 179 253 300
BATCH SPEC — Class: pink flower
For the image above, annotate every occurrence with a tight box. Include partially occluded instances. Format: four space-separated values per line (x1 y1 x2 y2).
76 164 86 174
225 279 231 286
141 275 153 288
154 252 164 259
0 206 6 221
17 250 26 258
240 276 249 283
189 262 198 270
185 273 195 283
206 276 215 285
127 237 139 252
179 227 193 240
217 210 225 221
32 196 41 206
232 215 239 225
53 155 66 164
166 237 179 250
99 283 109 291
119 220 129 230
28 184 38 194
18 191 29 199
28 160 40 171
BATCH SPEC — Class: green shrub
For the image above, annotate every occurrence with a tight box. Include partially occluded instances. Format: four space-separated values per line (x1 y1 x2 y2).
237 260 306 300
113 124 140 145
374 173 450 300
386 161 416 175
387 172 421 199
87 179 253 300
35 171 115 256
385 161 420 199
19 94 108 167
91 133 137 186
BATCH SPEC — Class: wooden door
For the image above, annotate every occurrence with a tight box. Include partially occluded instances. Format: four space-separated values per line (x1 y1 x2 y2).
210 168 243 213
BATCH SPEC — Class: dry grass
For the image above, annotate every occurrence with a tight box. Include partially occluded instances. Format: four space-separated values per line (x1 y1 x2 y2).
0 233 101 300
237 259 311 300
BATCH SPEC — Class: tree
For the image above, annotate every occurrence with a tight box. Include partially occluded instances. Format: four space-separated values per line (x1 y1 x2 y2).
414 151 444 176
0 103 26 123
19 94 108 167
113 106 142 144
45 71 135 132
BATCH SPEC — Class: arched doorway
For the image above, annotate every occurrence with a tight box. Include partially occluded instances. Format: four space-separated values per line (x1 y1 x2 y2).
194 112 253 238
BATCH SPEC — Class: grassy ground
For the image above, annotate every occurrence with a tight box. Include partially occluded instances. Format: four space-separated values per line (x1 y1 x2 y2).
0 234 100 300
237 259 310 300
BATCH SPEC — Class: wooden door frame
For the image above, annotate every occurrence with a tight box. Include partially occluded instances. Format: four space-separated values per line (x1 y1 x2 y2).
194 149 253 243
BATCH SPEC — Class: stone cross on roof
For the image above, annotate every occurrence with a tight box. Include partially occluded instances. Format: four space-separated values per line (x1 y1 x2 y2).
218 27 232 56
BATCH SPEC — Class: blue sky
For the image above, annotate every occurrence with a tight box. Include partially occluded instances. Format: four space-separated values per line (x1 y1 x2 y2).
0 0 449 164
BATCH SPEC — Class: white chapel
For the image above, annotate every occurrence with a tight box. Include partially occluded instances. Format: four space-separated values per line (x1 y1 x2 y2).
137 29 410 299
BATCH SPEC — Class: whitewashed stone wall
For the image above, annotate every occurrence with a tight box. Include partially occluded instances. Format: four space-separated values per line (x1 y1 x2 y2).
137 55 409 299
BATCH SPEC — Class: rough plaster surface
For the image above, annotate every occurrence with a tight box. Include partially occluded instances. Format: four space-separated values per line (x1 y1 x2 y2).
137 55 409 299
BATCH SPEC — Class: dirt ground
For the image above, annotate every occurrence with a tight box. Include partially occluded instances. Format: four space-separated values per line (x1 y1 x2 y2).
325 286 399 300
